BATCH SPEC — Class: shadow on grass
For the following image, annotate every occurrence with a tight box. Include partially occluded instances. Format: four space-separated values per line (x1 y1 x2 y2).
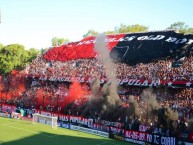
0 131 133 145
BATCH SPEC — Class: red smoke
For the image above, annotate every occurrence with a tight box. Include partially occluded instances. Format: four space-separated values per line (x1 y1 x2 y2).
65 79 87 105
0 71 26 101
36 88 44 106
0 76 2 97
10 70 26 98
0 75 7 100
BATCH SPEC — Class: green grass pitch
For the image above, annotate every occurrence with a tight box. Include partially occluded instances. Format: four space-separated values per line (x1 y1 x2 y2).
0 117 135 145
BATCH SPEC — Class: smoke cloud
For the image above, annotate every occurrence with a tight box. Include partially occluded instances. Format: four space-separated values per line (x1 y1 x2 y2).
94 33 120 106
78 33 123 120
141 88 178 129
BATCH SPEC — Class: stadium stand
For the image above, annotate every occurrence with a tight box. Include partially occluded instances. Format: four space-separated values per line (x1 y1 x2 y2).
0 30 193 144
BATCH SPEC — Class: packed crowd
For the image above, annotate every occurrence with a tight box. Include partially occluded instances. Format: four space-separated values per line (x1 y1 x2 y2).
4 77 193 119
3 78 192 135
1 52 193 137
27 54 193 81
22 53 193 129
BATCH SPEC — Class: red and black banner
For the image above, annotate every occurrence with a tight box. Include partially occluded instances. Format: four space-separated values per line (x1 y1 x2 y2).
44 30 193 64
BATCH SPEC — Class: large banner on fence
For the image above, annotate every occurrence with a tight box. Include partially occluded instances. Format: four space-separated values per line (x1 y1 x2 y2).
70 125 109 138
27 75 193 88
124 130 177 145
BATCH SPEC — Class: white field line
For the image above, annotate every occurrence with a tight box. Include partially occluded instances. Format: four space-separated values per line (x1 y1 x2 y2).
1 123 55 138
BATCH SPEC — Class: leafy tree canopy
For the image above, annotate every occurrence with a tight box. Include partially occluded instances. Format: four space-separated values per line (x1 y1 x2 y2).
114 24 148 33
83 29 99 38
51 37 69 46
0 44 3 50
167 22 193 34
0 44 40 75
83 24 149 37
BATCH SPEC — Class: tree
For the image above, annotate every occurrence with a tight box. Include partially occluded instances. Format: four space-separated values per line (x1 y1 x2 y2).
0 44 3 50
114 24 148 33
83 29 99 38
187 28 193 34
0 44 25 74
0 44 40 75
27 48 40 63
51 37 69 46
104 30 116 35
83 24 149 38
167 22 193 34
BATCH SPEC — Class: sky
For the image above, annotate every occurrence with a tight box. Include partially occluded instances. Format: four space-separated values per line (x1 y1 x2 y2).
0 0 193 50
